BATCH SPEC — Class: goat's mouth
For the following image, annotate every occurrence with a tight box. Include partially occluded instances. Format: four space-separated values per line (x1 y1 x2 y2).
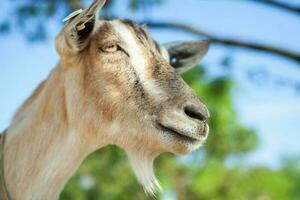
156 123 205 143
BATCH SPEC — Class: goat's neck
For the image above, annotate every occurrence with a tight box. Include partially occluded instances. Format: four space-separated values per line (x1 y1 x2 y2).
4 66 105 200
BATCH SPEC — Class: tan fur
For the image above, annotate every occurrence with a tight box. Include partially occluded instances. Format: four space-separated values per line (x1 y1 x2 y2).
3 6 209 198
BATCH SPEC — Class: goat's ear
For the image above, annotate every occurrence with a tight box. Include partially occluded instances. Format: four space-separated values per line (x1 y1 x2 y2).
163 40 209 74
60 0 106 52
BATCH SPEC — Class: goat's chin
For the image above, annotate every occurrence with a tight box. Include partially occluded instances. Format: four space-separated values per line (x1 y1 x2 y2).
156 134 206 156
171 140 205 155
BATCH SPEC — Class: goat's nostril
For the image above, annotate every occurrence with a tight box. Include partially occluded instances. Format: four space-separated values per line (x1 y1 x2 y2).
184 106 208 122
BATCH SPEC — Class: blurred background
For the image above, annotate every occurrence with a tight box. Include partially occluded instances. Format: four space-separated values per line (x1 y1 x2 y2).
1 0 300 199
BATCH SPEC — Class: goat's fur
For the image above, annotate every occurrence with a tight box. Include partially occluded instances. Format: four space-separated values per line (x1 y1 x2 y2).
3 0 210 199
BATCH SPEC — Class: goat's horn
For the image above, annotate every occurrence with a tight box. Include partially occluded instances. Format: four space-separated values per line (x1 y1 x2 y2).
61 0 107 51
85 0 106 17
63 0 106 23
75 0 106 31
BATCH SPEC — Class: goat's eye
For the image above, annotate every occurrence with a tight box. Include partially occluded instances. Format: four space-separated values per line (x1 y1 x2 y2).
101 43 118 53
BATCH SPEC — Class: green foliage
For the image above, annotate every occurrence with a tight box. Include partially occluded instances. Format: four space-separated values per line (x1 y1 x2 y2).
58 67 300 199
60 146 147 200
187 161 298 200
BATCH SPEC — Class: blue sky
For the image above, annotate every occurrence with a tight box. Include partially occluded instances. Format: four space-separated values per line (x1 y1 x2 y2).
0 0 299 168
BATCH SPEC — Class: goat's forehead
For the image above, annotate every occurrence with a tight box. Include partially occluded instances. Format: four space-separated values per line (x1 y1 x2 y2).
91 19 170 71
93 20 158 50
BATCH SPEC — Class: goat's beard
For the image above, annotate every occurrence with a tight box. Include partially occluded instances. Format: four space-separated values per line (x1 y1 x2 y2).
126 150 162 195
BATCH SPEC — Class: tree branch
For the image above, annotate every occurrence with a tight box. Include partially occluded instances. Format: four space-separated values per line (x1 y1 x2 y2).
249 0 300 15
142 21 300 64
